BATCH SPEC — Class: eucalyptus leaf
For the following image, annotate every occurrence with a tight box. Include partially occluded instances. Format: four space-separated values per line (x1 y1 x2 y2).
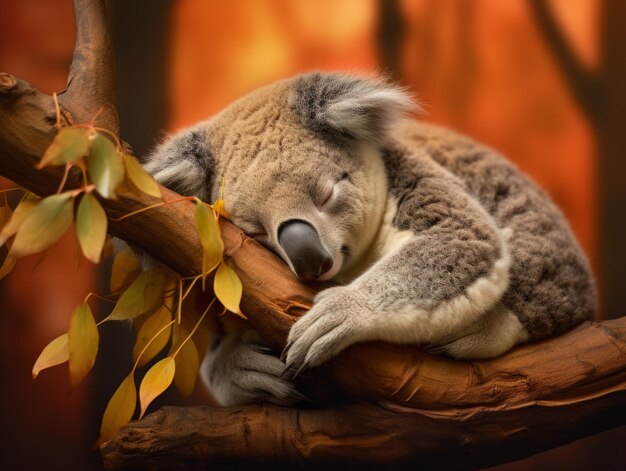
38 127 90 168
87 133 125 199
11 193 74 257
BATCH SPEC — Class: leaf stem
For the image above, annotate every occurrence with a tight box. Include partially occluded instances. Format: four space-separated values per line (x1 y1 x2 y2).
111 196 197 222
52 92 61 129
94 126 121 150
177 278 183 324
132 319 176 373
0 187 25 195
181 275 201 302
172 298 219 359
90 107 104 127
56 163 72 194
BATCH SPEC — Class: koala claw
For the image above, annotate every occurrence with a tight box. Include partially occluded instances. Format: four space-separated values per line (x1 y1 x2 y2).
283 287 366 378
202 337 307 407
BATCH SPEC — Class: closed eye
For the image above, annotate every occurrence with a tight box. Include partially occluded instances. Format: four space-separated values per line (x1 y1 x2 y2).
248 230 268 238
318 172 350 210
319 188 333 208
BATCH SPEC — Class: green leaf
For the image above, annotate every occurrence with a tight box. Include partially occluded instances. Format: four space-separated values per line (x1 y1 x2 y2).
195 203 222 288
32 333 69 379
11 193 74 257
96 373 136 446
139 356 175 419
76 193 108 263
68 303 99 388
122 153 162 198
108 268 166 321
214 261 242 315
87 133 125 199
38 127 90 168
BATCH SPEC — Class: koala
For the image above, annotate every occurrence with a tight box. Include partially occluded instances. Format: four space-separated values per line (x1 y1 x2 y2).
143 72 596 406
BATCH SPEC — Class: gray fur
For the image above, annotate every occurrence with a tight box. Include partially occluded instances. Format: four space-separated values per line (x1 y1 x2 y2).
143 72 596 405
291 72 414 143
143 123 214 200
199 331 305 406
384 123 596 339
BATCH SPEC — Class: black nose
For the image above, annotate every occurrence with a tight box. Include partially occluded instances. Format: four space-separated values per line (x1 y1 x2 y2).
278 220 333 281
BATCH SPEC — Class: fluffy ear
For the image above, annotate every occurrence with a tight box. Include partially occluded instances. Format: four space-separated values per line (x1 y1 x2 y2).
143 123 214 200
290 72 417 143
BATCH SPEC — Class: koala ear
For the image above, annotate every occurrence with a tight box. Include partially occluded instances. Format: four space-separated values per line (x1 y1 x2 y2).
291 72 416 143
143 124 214 200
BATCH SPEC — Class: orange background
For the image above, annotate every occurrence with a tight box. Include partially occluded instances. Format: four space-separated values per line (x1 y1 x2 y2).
1 0 623 469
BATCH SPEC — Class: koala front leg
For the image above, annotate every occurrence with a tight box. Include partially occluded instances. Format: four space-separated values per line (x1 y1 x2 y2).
200 329 307 407
284 164 522 375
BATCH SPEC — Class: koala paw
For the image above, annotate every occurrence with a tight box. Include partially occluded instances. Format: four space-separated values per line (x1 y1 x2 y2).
200 335 308 407
282 287 367 378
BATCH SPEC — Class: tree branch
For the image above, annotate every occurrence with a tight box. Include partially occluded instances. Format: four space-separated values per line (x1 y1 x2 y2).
103 317 626 469
59 0 119 133
101 372 626 470
528 0 602 121
1 0 625 468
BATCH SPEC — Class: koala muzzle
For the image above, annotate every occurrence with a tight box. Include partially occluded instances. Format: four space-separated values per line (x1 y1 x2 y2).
278 220 333 281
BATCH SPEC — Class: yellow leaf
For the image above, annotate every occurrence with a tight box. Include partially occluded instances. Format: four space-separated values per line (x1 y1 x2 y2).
132 304 173 368
76 193 108 263
214 261 242 315
180 288 213 361
195 203 222 288
68 302 99 388
96 373 136 446
0 196 39 246
170 324 200 397
11 193 74 257
87 133 125 199
101 236 114 261
38 127 90 168
122 153 162 198
110 246 141 293
0 252 16 280
138 356 175 419
212 198 230 219
108 268 165 321
32 333 69 379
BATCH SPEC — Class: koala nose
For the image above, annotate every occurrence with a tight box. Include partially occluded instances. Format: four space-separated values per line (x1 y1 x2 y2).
278 220 333 281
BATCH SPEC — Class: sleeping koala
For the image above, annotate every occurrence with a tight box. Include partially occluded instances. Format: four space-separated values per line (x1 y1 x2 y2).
143 72 596 406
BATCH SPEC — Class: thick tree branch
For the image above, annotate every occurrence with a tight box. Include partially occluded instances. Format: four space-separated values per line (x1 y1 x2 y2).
59 0 119 133
102 356 626 470
528 0 602 121
1 0 625 468
101 319 626 469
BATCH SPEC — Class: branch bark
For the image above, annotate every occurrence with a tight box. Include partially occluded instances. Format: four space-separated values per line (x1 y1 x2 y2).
1 1 625 469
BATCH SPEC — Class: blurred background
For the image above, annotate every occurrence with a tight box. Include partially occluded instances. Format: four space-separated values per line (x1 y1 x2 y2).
0 0 624 469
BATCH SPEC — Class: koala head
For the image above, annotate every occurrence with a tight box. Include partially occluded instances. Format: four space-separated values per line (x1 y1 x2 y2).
145 73 414 281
